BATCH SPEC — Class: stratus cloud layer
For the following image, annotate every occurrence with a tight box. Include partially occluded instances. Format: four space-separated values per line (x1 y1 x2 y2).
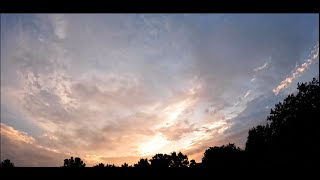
1 14 318 166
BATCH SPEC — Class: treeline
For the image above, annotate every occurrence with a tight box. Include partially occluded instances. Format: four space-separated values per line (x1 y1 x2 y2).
1 78 319 168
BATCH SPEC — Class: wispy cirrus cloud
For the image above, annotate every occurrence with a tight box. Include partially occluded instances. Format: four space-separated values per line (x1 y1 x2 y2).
243 90 251 98
273 42 319 94
254 61 270 72
49 14 67 40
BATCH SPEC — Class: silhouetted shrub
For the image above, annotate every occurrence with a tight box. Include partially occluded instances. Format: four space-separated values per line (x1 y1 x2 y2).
63 157 86 167
0 159 14 167
202 143 245 168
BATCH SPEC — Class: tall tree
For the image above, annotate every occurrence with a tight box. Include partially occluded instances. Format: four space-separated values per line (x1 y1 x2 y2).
245 78 320 168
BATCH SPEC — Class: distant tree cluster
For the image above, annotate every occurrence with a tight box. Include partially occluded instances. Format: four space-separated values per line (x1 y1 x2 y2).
92 151 191 168
1 78 318 169
149 152 189 168
134 158 149 167
0 159 14 167
63 157 86 167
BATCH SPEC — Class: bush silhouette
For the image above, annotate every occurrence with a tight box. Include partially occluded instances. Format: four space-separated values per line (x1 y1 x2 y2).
63 157 86 167
134 158 150 167
202 143 245 168
121 162 129 168
105 164 117 168
93 163 105 168
0 159 14 167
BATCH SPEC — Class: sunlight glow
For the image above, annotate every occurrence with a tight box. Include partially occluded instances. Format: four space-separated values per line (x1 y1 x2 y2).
160 99 193 127
139 134 169 156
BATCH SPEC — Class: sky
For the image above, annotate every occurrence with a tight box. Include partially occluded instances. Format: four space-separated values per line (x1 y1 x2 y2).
1 14 319 167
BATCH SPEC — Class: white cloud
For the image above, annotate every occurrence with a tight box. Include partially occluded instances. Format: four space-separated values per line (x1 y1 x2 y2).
250 76 256 82
243 90 251 98
273 42 319 94
254 61 269 72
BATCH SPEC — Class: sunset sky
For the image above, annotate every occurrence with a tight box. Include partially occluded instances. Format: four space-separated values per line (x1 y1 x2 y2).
1 14 319 167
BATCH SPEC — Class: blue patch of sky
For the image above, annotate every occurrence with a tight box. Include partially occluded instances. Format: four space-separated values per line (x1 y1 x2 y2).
1 105 44 136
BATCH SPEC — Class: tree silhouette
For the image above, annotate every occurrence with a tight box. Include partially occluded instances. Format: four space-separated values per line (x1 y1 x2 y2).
169 152 189 168
134 158 150 167
245 78 319 168
93 163 105 168
121 162 129 168
202 143 245 168
105 164 116 168
150 153 171 168
189 160 196 168
0 159 14 167
245 124 271 166
63 157 86 167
